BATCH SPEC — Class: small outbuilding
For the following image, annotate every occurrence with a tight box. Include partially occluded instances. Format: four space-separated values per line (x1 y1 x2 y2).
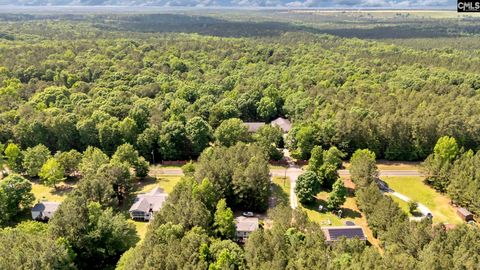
271 117 292 133
244 122 266 133
321 226 367 243
129 187 168 221
31 201 61 222
235 216 259 241
457 207 474 222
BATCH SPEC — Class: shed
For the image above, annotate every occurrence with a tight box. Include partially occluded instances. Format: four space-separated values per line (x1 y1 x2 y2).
321 226 367 243
457 207 474 222
31 202 61 222
244 122 265 133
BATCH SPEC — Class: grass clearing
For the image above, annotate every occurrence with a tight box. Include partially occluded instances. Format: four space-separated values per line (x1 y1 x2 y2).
271 176 290 207
382 176 462 224
131 220 149 242
30 181 72 203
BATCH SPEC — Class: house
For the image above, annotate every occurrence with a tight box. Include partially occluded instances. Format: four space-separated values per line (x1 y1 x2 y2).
244 122 265 133
271 117 292 133
235 216 259 241
31 201 60 222
129 187 168 221
321 226 367 243
457 207 474 222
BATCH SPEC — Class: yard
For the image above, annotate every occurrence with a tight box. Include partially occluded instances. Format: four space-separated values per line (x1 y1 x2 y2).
272 176 380 248
30 181 73 203
130 171 183 240
381 176 463 224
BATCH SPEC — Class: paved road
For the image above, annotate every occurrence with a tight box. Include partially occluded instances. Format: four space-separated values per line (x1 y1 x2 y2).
338 170 423 177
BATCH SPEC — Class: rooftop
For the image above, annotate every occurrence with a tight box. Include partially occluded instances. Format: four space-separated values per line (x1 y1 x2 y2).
244 122 265 132
457 207 473 216
129 187 168 213
235 216 259 232
271 117 292 133
321 226 367 242
31 201 61 213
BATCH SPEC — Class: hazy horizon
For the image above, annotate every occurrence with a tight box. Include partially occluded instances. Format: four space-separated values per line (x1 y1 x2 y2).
0 0 456 9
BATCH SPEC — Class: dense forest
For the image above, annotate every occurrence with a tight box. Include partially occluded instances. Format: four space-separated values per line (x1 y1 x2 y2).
1 11 480 270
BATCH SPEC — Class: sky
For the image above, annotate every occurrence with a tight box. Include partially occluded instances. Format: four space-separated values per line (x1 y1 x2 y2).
0 0 456 8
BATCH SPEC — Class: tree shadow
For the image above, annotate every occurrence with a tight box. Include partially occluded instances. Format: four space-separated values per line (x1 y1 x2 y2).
346 187 356 198
340 207 362 219
270 182 289 207
132 175 157 193
51 185 74 197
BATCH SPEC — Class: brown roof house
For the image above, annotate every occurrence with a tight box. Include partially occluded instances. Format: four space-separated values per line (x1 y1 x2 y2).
321 226 367 243
31 201 61 222
457 207 474 222
244 122 266 133
271 117 292 133
235 216 259 241
129 187 168 221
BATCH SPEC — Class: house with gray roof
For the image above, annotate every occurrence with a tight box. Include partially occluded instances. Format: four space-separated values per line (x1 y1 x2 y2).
235 216 259 241
31 201 61 222
244 122 266 133
129 187 168 221
271 117 292 133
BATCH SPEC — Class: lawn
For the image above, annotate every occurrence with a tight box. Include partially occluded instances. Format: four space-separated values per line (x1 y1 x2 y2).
30 180 73 203
271 176 290 207
130 173 183 240
382 176 462 224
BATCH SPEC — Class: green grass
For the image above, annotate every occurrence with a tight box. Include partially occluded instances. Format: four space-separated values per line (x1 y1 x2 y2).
134 174 182 195
271 176 290 207
30 181 72 203
388 194 412 217
382 176 462 224
131 220 149 242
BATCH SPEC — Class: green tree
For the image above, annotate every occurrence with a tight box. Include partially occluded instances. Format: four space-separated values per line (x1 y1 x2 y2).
433 136 459 163
0 174 34 223
54 149 82 176
327 179 347 210
22 144 51 177
4 143 23 173
0 225 75 269
257 96 277 121
79 146 109 178
158 121 189 160
186 116 213 157
39 158 65 189
295 171 321 204
350 149 378 188
214 199 236 240
49 197 138 269
214 118 250 147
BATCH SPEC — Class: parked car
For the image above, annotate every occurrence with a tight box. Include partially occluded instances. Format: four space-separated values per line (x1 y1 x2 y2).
242 211 254 217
